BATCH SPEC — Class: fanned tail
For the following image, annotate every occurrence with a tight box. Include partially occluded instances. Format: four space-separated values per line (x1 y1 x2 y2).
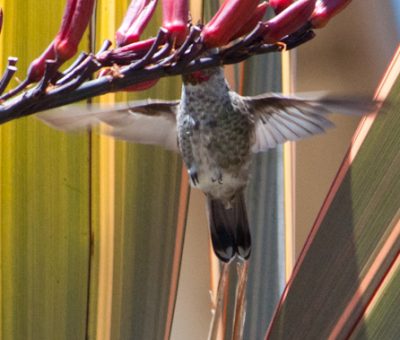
207 192 251 262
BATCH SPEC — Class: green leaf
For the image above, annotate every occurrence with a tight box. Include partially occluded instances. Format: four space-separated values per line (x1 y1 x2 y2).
266 50 400 339
0 1 189 340
0 1 91 339
351 260 400 339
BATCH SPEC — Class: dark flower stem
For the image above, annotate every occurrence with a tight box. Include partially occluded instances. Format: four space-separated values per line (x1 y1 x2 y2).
0 25 314 125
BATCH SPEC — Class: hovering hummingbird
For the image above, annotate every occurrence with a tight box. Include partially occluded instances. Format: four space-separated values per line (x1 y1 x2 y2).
39 66 375 262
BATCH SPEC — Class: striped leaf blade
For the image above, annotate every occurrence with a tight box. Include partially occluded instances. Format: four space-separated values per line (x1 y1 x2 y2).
88 2 189 339
266 47 400 340
0 1 91 339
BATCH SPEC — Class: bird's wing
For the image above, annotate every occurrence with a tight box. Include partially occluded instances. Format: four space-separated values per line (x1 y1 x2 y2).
244 93 377 153
37 99 180 151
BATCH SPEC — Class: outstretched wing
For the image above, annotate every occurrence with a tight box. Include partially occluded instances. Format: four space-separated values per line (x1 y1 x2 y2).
244 94 377 153
37 99 180 151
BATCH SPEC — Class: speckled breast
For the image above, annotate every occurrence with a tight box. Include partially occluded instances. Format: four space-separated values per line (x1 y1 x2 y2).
177 69 254 200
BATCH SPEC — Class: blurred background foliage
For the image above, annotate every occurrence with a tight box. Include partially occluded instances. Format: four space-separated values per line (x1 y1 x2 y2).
0 1 399 340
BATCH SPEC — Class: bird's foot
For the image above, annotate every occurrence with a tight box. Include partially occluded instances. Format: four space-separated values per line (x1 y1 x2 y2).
188 167 199 186
211 170 223 184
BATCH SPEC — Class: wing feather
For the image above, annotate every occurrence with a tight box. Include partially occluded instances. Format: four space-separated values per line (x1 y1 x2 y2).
37 99 179 151
245 94 376 153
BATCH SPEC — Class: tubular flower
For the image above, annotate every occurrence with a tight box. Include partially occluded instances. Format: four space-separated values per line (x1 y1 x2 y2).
161 0 189 45
116 0 158 47
269 0 294 14
27 0 95 83
202 0 260 47
263 0 317 43
311 0 352 28
230 2 269 41
0 8 3 35
54 0 96 62
114 0 163 91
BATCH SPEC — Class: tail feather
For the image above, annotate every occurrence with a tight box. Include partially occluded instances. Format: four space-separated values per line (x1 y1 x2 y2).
207 192 251 262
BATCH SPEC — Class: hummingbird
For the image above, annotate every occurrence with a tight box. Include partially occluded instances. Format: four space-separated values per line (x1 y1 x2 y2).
39 66 376 262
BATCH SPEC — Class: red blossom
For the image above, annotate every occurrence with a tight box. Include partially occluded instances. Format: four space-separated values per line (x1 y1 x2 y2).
230 2 269 41
116 0 158 47
269 0 294 14
263 0 317 43
26 0 95 83
161 0 189 45
54 0 96 62
202 0 260 47
311 0 352 28
114 0 164 91
27 43 57 82
0 8 3 35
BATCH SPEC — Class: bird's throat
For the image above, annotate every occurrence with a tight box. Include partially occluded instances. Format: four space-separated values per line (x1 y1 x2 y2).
183 70 211 85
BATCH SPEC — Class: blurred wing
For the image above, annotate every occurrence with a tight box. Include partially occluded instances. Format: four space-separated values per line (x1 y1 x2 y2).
245 94 377 153
37 99 180 151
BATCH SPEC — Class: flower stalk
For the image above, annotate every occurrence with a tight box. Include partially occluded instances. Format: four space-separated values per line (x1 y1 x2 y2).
0 0 353 105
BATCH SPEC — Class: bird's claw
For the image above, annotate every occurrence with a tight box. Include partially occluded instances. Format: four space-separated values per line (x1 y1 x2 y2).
189 167 199 186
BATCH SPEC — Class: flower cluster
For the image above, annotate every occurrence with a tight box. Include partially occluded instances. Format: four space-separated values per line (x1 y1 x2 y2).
0 0 351 123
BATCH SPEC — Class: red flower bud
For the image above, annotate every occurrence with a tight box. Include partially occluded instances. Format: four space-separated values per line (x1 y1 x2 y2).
57 0 78 42
116 0 158 47
114 38 157 56
230 2 269 41
269 0 294 14
263 0 316 43
54 0 96 62
202 0 260 47
0 8 3 35
161 0 189 45
27 42 56 82
26 0 95 83
311 0 352 28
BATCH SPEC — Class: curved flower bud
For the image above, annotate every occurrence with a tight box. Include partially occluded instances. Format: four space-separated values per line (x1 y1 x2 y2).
109 38 157 58
311 0 352 28
27 42 56 82
114 1 161 91
161 0 189 45
0 8 3 35
230 2 269 41
3 0 95 97
202 0 260 47
269 0 294 14
26 0 86 83
263 0 316 43
54 0 96 62
116 0 158 47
